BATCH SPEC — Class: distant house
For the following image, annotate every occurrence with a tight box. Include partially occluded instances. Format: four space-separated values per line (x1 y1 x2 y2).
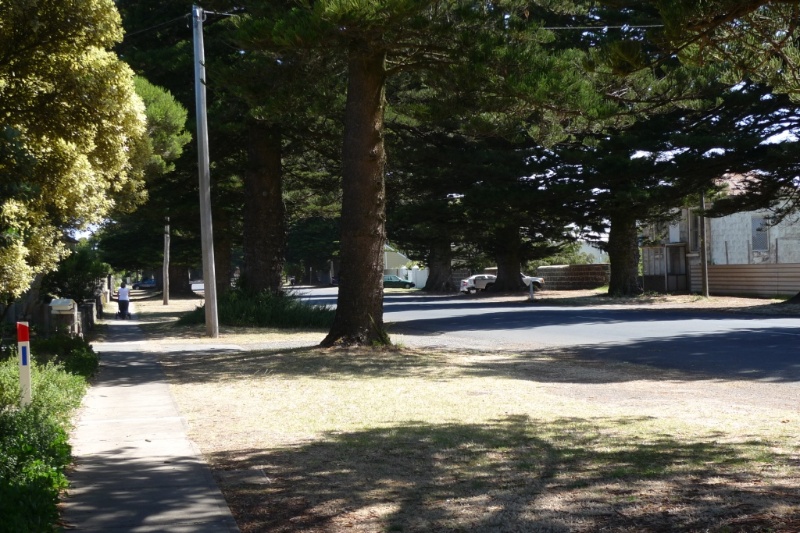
642 176 800 297
384 244 411 270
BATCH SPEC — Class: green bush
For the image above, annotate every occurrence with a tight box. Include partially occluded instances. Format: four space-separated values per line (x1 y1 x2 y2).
0 338 90 532
178 289 335 329
31 334 99 378
0 406 71 533
0 358 86 428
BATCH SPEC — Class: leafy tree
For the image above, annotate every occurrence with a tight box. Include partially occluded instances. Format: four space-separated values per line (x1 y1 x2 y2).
547 81 799 296
132 76 192 180
526 241 596 271
459 142 579 292
386 126 474 292
0 0 147 302
656 0 800 95
241 1 624 344
40 243 111 303
94 77 193 294
286 217 340 283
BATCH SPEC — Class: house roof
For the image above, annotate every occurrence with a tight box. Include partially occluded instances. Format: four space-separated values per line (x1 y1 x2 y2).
715 173 760 196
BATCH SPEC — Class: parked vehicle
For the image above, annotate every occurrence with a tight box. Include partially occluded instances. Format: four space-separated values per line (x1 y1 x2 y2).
460 274 497 294
132 278 157 290
461 273 544 293
521 273 545 290
383 275 415 289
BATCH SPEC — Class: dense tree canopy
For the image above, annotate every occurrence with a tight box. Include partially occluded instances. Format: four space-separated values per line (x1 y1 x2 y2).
94 77 192 281
37 0 798 329
0 0 146 301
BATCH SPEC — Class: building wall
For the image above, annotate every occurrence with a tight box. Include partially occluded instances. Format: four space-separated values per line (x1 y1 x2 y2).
690 263 800 297
708 210 800 264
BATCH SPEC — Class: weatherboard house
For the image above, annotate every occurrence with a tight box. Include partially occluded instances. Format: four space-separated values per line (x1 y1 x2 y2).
642 180 800 297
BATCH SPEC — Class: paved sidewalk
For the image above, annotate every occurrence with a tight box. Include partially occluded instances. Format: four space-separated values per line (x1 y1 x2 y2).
61 313 239 532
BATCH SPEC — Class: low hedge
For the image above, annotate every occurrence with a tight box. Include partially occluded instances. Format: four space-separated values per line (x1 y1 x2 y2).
0 333 97 532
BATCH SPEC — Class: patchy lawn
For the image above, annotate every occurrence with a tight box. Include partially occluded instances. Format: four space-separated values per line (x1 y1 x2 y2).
134 293 800 532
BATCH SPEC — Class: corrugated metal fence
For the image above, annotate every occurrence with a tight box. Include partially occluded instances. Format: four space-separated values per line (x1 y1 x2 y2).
690 263 800 297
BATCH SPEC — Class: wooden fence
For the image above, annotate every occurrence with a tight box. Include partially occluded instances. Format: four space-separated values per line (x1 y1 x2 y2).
690 263 800 298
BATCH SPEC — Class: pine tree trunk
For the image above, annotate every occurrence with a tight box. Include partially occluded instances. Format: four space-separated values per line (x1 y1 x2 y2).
607 214 643 297
492 226 526 291
241 121 286 295
213 208 232 296
321 43 389 346
424 241 456 292
168 264 193 296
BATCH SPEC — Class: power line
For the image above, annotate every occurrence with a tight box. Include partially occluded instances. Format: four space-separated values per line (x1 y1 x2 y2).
123 10 238 41
123 14 190 40
543 24 664 31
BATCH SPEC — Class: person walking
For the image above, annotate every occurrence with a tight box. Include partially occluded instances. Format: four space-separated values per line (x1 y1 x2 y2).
117 282 131 319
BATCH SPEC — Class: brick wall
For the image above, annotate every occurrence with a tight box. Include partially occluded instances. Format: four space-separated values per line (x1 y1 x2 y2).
536 264 610 290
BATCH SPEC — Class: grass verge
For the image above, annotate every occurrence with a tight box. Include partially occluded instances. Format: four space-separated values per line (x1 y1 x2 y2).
128 293 800 532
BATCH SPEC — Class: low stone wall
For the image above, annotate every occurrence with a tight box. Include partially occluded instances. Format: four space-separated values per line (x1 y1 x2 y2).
536 264 610 290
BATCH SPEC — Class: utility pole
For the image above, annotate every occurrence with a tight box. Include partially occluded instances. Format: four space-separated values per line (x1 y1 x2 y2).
192 5 219 337
163 216 170 305
700 194 710 297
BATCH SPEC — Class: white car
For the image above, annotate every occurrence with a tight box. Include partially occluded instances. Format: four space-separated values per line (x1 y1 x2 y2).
521 273 545 290
460 272 544 294
460 274 496 294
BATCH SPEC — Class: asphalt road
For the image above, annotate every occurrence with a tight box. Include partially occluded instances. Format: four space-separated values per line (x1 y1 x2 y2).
295 287 800 381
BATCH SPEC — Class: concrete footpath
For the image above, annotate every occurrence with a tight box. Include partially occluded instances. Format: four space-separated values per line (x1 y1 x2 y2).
61 312 239 532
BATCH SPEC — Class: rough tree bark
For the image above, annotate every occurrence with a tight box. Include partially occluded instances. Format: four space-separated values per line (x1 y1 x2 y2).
213 208 232 296
168 264 193 297
491 226 526 292
241 121 286 295
321 42 389 346
607 213 643 297
424 240 457 292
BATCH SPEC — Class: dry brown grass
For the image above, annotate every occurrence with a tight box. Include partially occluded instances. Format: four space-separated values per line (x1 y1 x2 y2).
129 291 800 532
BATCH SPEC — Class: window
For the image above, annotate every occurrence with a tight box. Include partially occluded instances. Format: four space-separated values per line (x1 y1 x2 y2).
752 217 769 251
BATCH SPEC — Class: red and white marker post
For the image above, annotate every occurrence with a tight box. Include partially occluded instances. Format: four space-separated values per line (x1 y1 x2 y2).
17 322 32 406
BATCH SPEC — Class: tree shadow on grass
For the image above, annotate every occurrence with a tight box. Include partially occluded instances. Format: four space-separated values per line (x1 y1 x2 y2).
210 415 800 532
160 346 449 384
159 323 800 391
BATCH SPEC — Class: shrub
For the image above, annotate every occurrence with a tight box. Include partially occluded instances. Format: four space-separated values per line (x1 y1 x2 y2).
0 348 88 532
178 289 335 329
0 359 86 428
0 406 71 533
39 242 110 303
31 334 99 379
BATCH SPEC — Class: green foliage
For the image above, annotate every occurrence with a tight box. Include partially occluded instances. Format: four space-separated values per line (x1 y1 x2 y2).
0 358 89 425
0 0 147 301
94 76 194 273
527 241 595 271
286 217 340 274
0 350 88 532
133 77 192 179
0 405 71 533
39 242 111 303
30 334 99 380
178 289 335 329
